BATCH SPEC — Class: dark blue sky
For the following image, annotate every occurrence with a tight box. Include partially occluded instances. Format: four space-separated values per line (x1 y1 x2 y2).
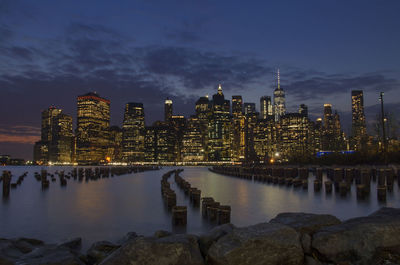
1 0 399 159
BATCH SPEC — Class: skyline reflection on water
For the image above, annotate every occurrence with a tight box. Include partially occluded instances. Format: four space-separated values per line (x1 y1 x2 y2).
1 166 399 250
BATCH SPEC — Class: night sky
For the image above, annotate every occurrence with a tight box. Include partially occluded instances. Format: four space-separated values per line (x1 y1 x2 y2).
1 0 399 160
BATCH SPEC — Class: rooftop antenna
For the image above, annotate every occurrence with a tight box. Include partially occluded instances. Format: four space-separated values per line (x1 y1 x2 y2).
277 68 280 89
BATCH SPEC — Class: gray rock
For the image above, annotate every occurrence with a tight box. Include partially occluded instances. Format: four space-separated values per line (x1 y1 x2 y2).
198 223 235 257
207 222 303 265
305 255 323 265
18 244 84 265
58 237 82 250
0 238 44 263
100 234 204 265
270 212 341 235
301 233 312 254
154 230 172 239
116 232 138 245
312 207 400 265
87 241 120 264
0 239 23 263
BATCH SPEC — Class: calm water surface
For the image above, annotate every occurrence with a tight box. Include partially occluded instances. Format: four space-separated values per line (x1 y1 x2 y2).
1 166 399 250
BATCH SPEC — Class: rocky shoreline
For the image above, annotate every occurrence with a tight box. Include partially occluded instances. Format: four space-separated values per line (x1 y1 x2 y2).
1 207 400 265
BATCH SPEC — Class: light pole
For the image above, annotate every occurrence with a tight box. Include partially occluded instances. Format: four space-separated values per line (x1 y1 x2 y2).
379 92 387 163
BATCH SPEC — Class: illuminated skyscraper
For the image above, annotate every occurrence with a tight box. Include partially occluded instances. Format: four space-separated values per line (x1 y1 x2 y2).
299 104 308 117
232 96 243 117
144 121 175 162
243 103 256 116
254 117 277 161
208 84 231 161
273 69 286 121
107 126 123 162
322 104 345 151
170 115 187 161
323 104 334 134
279 113 311 159
231 96 245 161
49 113 74 163
122 102 145 162
41 107 62 144
34 107 62 164
260 96 273 119
195 96 210 160
35 107 73 164
351 90 367 150
164 98 173 122
76 92 110 164
182 116 204 161
244 112 258 161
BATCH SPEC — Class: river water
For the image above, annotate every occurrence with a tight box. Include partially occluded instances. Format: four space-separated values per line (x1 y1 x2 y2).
1 166 399 250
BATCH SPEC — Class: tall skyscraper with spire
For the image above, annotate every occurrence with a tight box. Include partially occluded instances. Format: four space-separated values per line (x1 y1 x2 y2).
208 84 231 161
273 69 286 121
164 98 173 122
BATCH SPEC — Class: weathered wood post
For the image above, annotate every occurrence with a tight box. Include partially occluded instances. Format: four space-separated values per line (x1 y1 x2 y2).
207 201 221 221
2 171 11 197
314 179 321 192
202 197 215 217
172 206 187 225
324 181 332 193
377 186 387 202
217 205 231 225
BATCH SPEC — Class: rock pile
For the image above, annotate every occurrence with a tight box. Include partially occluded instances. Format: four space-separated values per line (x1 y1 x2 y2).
1 208 400 265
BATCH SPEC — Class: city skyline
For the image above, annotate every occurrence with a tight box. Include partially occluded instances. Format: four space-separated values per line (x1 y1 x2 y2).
2 80 397 161
1 0 400 159
28 82 387 165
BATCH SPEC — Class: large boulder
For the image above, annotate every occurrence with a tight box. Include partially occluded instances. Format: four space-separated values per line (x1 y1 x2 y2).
0 237 44 264
312 207 400 265
154 230 172 239
58 237 82 250
100 234 204 265
87 241 120 264
270 212 341 235
206 222 304 265
17 244 84 265
116 232 138 245
198 223 235 257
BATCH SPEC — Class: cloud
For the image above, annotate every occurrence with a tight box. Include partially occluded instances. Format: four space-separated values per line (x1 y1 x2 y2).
0 134 39 144
142 46 272 90
0 21 398 135
284 71 399 101
0 125 40 144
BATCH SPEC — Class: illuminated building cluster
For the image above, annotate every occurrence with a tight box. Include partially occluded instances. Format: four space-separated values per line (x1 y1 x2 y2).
33 72 374 165
34 107 73 164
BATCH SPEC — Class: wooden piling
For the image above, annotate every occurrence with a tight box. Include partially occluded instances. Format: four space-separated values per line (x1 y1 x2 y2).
201 197 215 217
217 205 231 225
207 201 221 221
324 181 332 193
172 206 187 225
377 186 386 202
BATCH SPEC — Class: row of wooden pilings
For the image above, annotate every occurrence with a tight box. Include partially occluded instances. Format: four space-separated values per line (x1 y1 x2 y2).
1 171 28 198
174 171 231 225
161 169 186 225
160 169 232 226
210 166 400 202
2 166 159 198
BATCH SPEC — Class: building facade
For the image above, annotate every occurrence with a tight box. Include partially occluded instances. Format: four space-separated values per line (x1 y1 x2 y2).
122 102 145 162
351 90 367 150
76 92 110 164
